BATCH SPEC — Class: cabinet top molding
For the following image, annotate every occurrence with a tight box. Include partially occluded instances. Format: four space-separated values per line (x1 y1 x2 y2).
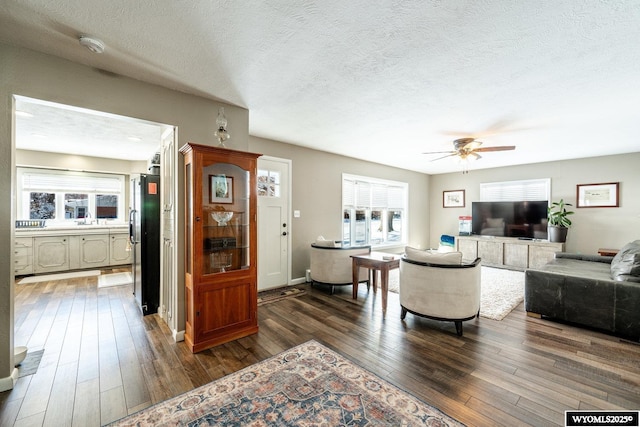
179 142 262 160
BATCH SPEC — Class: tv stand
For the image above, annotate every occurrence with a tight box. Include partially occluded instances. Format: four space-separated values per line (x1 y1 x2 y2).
457 235 564 270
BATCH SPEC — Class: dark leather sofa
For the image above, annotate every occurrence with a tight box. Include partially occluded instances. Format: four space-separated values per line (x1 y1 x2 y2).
524 241 640 341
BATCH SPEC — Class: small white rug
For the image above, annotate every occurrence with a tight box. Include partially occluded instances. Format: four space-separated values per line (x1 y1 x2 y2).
387 266 524 320
98 272 133 288
18 270 101 284
478 266 525 320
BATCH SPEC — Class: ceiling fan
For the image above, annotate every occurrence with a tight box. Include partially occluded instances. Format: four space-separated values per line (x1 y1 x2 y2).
423 137 516 162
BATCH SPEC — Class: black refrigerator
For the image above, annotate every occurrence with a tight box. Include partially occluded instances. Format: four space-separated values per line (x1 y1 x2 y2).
129 174 160 315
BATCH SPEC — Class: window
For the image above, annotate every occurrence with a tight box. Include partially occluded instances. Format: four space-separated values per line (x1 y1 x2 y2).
18 168 125 223
342 174 408 247
257 169 280 197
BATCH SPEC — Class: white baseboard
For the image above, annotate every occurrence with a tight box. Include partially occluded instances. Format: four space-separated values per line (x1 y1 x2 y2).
173 329 185 342
291 277 308 285
0 368 19 392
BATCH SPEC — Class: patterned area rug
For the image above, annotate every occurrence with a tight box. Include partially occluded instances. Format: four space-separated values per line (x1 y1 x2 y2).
109 340 463 426
257 286 306 306
388 265 524 320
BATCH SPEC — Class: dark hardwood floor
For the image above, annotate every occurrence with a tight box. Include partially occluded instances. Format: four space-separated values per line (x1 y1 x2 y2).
2 271 639 426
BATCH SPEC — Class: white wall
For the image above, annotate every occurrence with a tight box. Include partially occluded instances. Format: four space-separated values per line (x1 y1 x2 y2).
429 153 640 254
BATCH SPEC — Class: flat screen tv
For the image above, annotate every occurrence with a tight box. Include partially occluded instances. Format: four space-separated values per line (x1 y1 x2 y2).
471 200 549 239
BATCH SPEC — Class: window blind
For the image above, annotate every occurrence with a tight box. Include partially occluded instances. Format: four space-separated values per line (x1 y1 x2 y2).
21 171 122 193
480 178 550 202
342 175 408 210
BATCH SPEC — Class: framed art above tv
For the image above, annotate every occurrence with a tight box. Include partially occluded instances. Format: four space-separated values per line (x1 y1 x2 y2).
576 182 619 208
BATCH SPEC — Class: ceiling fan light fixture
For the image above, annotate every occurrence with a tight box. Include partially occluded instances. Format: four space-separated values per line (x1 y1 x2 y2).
79 36 105 54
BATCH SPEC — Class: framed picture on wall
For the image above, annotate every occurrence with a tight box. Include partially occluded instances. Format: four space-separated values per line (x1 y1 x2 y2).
443 190 465 208
576 182 619 208
210 175 233 204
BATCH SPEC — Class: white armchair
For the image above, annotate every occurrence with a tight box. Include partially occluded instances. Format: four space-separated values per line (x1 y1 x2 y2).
399 248 481 336
310 243 371 294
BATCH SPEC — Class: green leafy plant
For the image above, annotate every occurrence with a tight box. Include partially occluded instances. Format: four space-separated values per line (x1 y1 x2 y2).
547 199 574 228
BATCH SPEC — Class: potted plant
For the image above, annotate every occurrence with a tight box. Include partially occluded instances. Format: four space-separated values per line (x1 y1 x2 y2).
547 199 574 243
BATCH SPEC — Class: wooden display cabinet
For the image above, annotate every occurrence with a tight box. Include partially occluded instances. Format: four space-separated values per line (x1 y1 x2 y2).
180 143 261 353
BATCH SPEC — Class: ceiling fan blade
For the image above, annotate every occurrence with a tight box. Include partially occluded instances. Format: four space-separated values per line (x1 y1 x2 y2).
422 150 456 155
429 153 458 162
469 152 481 160
474 146 516 152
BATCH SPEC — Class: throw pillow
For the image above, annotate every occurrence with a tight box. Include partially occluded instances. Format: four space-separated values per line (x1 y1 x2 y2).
404 246 462 265
610 240 640 282
314 236 336 248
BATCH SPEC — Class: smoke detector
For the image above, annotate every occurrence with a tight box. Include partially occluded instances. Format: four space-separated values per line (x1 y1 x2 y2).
79 36 105 53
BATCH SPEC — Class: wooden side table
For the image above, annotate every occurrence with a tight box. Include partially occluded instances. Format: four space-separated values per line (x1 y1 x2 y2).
351 252 400 314
597 248 619 257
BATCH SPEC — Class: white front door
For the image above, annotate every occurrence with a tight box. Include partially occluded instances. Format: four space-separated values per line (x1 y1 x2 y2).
257 157 291 291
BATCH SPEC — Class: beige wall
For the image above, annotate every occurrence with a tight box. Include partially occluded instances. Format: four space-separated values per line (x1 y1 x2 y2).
249 136 431 279
429 153 640 254
16 149 148 175
0 43 248 386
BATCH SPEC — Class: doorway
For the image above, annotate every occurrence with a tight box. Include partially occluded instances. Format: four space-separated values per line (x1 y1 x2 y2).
257 156 291 290
13 95 178 330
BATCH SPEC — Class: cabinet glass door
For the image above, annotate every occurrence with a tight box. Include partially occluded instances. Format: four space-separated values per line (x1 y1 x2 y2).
201 162 250 275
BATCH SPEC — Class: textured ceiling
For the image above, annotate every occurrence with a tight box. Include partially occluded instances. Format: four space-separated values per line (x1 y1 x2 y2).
1 1 639 173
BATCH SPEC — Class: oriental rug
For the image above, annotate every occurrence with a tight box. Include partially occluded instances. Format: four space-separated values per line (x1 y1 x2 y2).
257 286 306 306
109 340 463 426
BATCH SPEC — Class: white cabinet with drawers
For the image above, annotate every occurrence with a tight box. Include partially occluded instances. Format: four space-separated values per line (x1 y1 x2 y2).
14 237 33 275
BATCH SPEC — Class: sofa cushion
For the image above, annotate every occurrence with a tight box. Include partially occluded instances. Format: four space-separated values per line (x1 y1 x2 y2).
610 240 640 282
404 246 462 265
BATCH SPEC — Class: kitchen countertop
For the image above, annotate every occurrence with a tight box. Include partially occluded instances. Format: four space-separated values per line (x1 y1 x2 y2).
15 223 129 237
